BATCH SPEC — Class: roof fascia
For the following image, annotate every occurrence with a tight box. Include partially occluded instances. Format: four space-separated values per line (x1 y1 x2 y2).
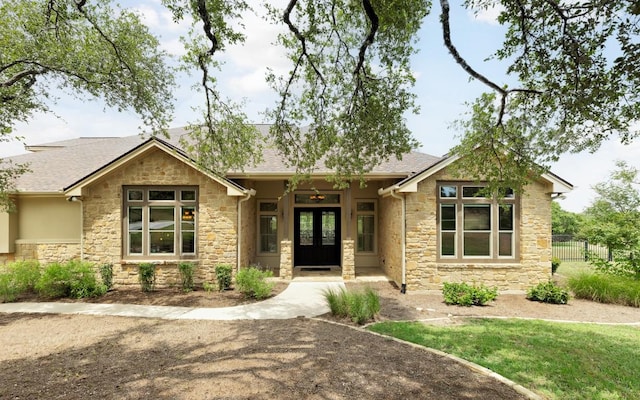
64 138 247 197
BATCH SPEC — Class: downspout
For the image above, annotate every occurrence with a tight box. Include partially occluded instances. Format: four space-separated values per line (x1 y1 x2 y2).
237 189 256 272
389 189 407 294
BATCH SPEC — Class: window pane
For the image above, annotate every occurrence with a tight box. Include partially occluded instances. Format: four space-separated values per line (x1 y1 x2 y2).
129 232 142 254
357 202 375 212
260 215 277 253
499 232 513 256
260 202 278 212
462 186 485 198
150 207 174 231
499 204 514 230
441 204 456 231
440 186 457 198
181 190 196 201
299 211 313 246
182 232 195 253
464 205 491 230
128 207 143 231
150 232 174 253
128 190 143 201
503 188 515 198
464 232 491 256
149 190 175 200
441 232 455 256
357 215 375 252
181 206 195 230
322 211 336 245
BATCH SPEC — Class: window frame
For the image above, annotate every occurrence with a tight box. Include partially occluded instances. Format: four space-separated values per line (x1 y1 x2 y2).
123 186 198 260
437 182 518 262
257 200 279 255
355 199 377 254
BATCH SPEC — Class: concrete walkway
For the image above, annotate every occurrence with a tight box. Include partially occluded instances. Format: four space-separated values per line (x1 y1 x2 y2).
0 281 345 320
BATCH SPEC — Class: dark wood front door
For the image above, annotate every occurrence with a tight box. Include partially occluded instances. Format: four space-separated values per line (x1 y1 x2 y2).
294 207 341 266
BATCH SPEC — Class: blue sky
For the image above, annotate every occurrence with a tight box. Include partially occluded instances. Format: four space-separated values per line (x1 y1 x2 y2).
3 1 639 212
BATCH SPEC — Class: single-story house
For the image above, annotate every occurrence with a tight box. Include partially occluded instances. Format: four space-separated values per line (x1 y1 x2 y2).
0 125 572 291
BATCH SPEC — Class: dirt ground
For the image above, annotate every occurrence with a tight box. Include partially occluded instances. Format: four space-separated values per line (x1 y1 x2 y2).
2 281 639 400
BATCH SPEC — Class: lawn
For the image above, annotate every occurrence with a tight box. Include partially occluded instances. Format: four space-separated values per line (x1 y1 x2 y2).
369 319 640 400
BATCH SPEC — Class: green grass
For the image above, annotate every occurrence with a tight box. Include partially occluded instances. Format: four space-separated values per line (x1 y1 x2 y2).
569 273 640 307
369 319 640 400
555 261 594 279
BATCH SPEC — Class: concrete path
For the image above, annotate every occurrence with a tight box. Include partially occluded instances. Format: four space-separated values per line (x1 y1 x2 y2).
0 281 345 320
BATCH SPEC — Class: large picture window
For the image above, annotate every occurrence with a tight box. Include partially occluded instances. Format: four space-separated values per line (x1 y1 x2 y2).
438 183 517 260
124 186 197 258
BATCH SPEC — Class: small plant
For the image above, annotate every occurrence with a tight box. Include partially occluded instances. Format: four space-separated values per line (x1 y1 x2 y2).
138 262 156 292
99 263 113 290
178 261 195 292
214 264 233 291
527 281 570 304
551 257 561 275
235 266 274 300
324 286 381 325
202 281 215 293
442 282 498 306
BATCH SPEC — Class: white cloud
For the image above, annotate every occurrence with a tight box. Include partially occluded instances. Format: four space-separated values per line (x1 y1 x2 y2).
468 4 504 25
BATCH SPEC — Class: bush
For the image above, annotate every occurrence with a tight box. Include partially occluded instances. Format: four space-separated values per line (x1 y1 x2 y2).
214 264 233 291
442 282 498 306
202 281 215 293
6 260 41 292
99 263 113 290
138 262 156 292
551 257 561 275
235 266 273 300
36 260 106 299
568 273 640 307
0 273 19 303
178 261 195 292
324 286 381 325
527 281 570 304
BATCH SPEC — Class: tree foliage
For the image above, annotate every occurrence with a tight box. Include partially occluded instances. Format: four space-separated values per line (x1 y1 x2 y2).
581 161 640 278
551 201 583 237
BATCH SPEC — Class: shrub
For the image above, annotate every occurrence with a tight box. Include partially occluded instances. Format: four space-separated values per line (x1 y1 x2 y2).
569 273 640 307
0 273 19 303
99 263 113 290
178 261 195 292
235 266 273 300
214 264 233 291
138 262 156 292
442 282 498 306
323 286 381 325
36 260 106 299
202 281 215 293
527 281 570 304
7 260 41 292
551 257 561 275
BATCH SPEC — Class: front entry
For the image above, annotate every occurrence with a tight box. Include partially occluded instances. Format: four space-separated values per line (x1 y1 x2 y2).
294 207 341 266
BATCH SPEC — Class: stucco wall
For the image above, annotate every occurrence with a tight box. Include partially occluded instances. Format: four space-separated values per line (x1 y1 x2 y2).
378 192 403 284
81 148 238 287
402 168 553 291
17 197 81 240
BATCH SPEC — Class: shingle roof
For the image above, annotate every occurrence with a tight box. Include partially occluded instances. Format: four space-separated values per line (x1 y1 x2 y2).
3 125 443 193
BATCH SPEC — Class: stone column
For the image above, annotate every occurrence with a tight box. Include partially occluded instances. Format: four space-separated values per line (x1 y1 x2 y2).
342 239 355 280
279 239 293 280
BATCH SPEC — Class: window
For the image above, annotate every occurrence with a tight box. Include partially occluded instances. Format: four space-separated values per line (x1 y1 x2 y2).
356 201 376 253
438 183 517 260
258 201 278 253
124 187 197 258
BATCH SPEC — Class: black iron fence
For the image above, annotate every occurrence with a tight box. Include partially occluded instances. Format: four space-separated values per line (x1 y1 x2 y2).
552 235 611 262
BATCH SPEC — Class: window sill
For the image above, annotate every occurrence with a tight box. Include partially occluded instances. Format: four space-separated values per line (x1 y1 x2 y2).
121 259 200 265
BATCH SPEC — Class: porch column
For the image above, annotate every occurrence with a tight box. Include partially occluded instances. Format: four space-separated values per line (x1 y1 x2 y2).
342 239 355 280
279 239 293 280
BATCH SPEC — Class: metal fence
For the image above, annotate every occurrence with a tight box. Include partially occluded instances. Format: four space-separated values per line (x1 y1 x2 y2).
552 235 611 262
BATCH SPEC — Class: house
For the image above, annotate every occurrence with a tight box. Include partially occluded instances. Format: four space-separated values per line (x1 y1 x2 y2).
0 125 573 291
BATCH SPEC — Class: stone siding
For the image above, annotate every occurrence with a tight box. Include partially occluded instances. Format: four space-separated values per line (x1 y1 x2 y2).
401 168 553 291
341 239 355 280
378 194 403 284
279 240 292 280
12 242 81 265
81 148 238 287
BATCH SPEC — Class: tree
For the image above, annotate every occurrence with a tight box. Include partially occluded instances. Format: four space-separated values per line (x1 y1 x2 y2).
551 201 583 237
0 0 176 210
580 161 640 278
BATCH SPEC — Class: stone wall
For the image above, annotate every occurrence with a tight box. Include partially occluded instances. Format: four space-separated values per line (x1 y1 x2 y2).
377 194 403 284
279 239 292 280
81 148 239 287
401 168 553 291
12 242 81 265
341 239 355 280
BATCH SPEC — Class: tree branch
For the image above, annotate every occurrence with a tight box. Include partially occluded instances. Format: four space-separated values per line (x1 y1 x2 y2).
283 0 325 84
355 0 378 76
1 68 45 87
196 0 219 55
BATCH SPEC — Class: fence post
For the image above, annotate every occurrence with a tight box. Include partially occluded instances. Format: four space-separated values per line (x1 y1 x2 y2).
608 247 612 262
584 241 589 262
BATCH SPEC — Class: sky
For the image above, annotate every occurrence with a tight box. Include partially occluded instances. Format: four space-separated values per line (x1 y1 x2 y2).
2 0 639 213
